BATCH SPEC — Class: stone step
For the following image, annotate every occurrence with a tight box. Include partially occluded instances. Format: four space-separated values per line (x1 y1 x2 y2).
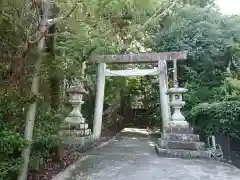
163 133 200 142
124 121 141 123
124 123 141 126
123 122 146 128
123 122 142 125
119 128 150 137
154 145 211 159
62 135 93 145
158 139 206 151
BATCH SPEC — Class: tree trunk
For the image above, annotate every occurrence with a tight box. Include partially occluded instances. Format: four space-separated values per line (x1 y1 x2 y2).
46 4 61 111
17 1 49 180
18 40 45 180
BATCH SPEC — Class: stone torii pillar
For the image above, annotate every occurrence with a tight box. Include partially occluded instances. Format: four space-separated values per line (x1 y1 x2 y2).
158 60 171 133
92 63 106 139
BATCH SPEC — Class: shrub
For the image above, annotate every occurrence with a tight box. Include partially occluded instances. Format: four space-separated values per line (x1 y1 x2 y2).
30 105 62 170
0 130 27 180
0 90 62 180
188 101 240 138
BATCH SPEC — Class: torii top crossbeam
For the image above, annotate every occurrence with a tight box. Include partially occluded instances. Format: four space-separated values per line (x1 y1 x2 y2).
88 51 187 63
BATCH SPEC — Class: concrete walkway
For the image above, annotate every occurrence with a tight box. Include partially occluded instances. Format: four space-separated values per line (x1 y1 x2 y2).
52 136 240 180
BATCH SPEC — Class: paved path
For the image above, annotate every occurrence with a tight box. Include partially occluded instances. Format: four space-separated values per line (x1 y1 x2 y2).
52 136 240 180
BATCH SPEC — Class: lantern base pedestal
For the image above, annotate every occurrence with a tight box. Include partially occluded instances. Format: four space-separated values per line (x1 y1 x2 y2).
155 120 210 159
165 120 192 134
59 132 94 153
62 135 93 145
60 84 92 153
59 120 93 153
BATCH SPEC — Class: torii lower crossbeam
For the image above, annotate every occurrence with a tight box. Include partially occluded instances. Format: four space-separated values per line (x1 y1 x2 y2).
105 68 158 77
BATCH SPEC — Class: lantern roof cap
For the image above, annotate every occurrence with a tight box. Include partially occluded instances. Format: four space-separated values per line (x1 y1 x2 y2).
67 84 88 94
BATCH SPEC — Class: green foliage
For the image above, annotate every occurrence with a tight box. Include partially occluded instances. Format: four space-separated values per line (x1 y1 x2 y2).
0 0 39 83
147 6 240 136
225 77 240 97
0 130 27 180
183 81 228 112
151 6 240 87
30 104 62 170
0 91 62 180
1 1 240 178
179 0 215 7
188 101 240 138
0 91 25 180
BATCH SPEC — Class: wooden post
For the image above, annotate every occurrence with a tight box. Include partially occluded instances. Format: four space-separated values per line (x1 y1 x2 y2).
158 61 170 133
93 63 106 139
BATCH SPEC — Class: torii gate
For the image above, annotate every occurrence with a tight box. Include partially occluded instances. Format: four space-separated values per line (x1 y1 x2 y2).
88 51 187 139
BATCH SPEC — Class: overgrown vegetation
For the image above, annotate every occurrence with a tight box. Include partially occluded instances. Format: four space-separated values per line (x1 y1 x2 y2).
149 5 240 139
1 0 240 179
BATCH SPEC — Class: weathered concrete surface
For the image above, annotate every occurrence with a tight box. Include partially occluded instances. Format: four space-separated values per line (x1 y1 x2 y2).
52 136 240 180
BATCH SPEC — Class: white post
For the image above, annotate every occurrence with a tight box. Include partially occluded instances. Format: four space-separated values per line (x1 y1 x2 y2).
93 63 106 139
211 136 216 151
173 59 178 88
158 61 170 133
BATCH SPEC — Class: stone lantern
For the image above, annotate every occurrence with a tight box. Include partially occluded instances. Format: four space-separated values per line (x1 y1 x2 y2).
167 60 189 132
167 59 189 130
60 83 92 146
168 87 188 121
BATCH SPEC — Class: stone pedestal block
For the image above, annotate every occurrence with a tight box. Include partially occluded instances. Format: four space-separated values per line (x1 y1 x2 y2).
163 133 200 142
155 121 210 159
158 139 205 151
155 147 211 159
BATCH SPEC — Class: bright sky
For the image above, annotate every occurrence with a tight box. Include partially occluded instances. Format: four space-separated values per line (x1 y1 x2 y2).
216 0 240 15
